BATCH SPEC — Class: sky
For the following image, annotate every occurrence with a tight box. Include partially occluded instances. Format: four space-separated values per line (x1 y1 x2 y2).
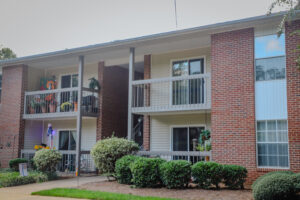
0 0 284 57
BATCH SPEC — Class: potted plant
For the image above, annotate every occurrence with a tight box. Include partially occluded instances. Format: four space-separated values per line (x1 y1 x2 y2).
40 100 47 113
49 99 57 113
88 77 100 91
60 102 72 112
73 101 78 111
29 100 36 114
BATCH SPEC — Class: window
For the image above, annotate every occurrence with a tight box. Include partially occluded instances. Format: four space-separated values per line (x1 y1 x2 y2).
255 34 286 81
59 130 76 150
172 58 205 105
60 74 78 111
257 120 289 168
0 74 2 103
172 126 205 151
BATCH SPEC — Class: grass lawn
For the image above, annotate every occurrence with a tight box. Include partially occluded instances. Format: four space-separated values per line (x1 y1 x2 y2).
32 188 180 200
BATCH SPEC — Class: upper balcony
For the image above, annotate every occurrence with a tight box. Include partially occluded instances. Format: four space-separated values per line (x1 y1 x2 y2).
23 87 99 119
131 73 211 114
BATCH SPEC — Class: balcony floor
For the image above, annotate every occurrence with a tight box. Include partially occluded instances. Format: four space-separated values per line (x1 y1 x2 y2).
23 111 98 120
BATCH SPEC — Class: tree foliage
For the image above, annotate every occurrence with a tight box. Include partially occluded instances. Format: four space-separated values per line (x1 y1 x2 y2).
0 46 17 60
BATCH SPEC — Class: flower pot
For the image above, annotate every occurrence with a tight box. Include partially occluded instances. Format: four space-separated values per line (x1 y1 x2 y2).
74 102 78 112
29 107 35 114
41 106 47 113
49 104 56 113
205 156 210 161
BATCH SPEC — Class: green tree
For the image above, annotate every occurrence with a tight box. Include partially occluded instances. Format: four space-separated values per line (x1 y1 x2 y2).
0 45 17 60
268 0 300 69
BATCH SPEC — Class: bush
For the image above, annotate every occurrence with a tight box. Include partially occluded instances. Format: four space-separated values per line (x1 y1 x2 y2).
9 158 28 171
115 155 140 184
130 157 165 188
0 171 48 187
91 137 139 175
252 171 295 189
33 149 62 172
191 161 223 189
292 173 300 193
159 160 191 189
253 173 296 200
222 164 247 189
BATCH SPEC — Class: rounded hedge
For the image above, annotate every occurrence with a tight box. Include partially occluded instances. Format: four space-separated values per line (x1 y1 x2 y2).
115 155 140 184
159 160 191 189
33 149 62 172
191 161 223 189
253 173 296 200
9 158 28 171
130 157 165 188
222 164 247 189
252 171 295 189
292 173 300 193
91 137 139 175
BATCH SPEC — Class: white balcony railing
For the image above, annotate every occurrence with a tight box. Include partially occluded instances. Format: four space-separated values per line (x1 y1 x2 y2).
23 87 99 119
137 150 211 164
131 73 211 114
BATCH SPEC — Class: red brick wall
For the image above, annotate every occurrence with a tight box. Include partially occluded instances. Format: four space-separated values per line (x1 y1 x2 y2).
0 65 28 167
143 55 151 150
97 62 128 140
211 28 257 183
285 20 300 172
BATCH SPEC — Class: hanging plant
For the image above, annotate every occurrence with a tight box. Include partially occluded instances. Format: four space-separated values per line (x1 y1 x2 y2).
198 130 211 145
88 77 100 90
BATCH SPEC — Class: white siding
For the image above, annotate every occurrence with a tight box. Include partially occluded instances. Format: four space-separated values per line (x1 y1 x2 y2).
149 47 211 107
24 121 43 149
255 80 287 120
150 113 211 151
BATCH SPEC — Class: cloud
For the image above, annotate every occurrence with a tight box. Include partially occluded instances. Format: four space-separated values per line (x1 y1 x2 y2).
266 38 283 52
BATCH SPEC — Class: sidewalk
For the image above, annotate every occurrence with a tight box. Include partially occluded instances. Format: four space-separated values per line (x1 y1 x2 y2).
0 176 106 200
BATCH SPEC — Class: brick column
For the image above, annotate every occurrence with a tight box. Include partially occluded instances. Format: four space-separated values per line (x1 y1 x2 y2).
143 55 151 150
285 20 300 173
96 62 129 140
211 28 256 182
0 65 28 167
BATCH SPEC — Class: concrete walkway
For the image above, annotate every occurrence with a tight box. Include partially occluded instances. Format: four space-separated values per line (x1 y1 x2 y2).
0 176 106 200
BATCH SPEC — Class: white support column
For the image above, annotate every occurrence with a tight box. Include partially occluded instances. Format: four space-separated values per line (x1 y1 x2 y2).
127 47 135 140
75 55 84 176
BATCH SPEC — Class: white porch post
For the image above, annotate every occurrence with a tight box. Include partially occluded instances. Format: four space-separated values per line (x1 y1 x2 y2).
75 55 84 176
127 47 135 140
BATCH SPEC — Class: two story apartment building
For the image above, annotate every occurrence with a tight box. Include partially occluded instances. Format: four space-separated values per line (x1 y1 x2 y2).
0 13 299 182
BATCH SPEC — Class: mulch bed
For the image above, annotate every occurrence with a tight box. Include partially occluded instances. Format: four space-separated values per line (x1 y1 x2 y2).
78 180 253 200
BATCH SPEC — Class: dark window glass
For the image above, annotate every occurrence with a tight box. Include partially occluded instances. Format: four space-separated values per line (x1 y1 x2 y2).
61 75 71 88
172 61 188 76
173 128 188 151
189 59 204 75
189 127 204 151
59 131 76 150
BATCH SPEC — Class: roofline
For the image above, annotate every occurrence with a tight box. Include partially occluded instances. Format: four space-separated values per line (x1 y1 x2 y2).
0 11 290 66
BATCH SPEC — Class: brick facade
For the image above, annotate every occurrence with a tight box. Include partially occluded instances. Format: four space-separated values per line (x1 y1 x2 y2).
97 62 128 140
0 65 28 167
285 20 300 173
143 55 151 150
211 28 257 183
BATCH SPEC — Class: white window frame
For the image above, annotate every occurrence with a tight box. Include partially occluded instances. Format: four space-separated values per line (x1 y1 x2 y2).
256 119 290 169
254 34 286 82
169 56 206 106
170 124 206 152
59 73 79 89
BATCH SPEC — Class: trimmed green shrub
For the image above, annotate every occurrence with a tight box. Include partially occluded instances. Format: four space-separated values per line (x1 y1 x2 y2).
253 173 296 200
115 155 140 184
252 171 295 189
159 160 191 189
191 161 223 189
222 164 247 189
9 158 28 171
91 137 139 176
292 173 300 192
33 149 62 172
130 157 165 188
0 171 48 187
